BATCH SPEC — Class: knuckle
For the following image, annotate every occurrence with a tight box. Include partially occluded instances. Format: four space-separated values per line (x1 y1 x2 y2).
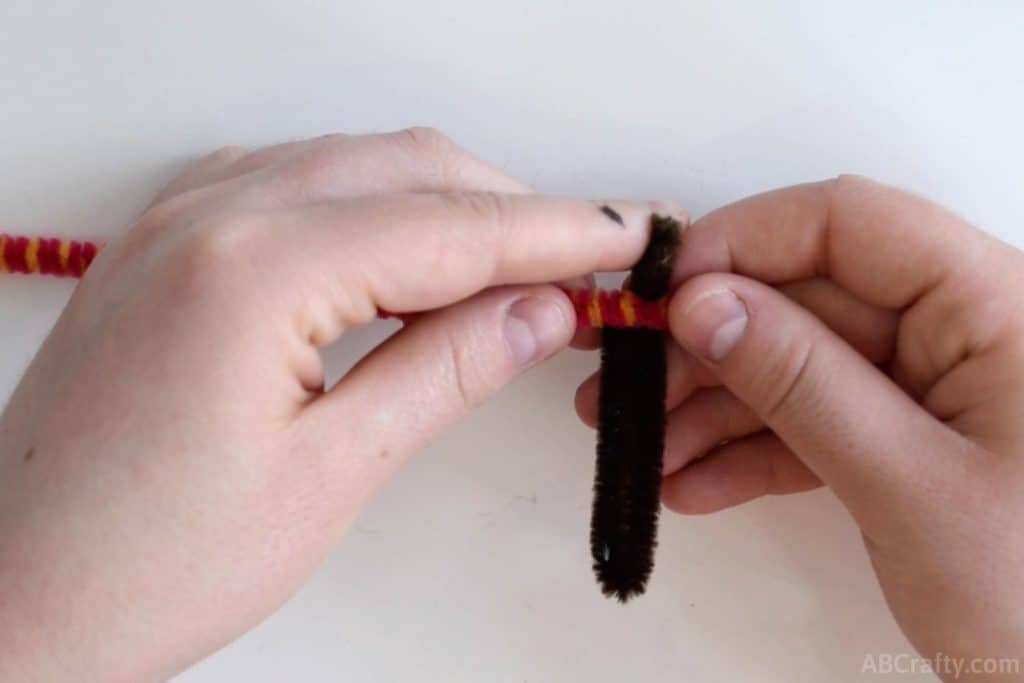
135 195 189 232
833 171 871 186
305 133 355 163
399 126 453 154
433 191 511 275
758 341 816 423
317 132 352 147
394 126 468 186
439 190 513 228
831 172 856 187
289 134 352 175
829 172 879 204
205 144 248 165
178 212 267 276
442 329 488 411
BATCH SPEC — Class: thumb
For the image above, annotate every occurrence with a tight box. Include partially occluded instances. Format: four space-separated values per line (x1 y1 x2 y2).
667 273 966 531
301 284 574 495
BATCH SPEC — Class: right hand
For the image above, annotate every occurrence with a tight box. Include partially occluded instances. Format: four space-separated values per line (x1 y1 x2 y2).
577 175 1024 679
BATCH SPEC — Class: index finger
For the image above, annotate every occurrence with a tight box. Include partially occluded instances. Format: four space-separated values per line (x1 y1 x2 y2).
230 193 686 341
674 174 992 309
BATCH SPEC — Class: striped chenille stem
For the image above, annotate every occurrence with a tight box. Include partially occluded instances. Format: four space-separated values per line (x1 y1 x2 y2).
565 288 667 330
0 233 668 330
0 233 101 278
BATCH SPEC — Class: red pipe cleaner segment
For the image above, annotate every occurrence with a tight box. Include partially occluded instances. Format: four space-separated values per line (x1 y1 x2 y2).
67 240 85 277
3 235 29 274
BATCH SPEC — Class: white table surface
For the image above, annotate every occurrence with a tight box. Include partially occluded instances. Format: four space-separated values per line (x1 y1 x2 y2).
2 1 1022 680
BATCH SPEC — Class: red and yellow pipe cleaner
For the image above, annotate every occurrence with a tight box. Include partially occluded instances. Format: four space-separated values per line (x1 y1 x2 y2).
0 233 668 330
1 233 100 278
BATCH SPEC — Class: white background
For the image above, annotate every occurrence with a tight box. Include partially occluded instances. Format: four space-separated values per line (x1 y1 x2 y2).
2 1 1022 680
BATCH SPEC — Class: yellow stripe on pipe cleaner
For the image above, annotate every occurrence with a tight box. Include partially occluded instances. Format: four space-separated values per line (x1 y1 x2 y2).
58 239 72 271
620 291 637 326
588 289 602 327
24 236 40 273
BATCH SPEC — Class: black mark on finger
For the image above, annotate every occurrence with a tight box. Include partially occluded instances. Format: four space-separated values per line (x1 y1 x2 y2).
23 447 35 462
600 205 624 227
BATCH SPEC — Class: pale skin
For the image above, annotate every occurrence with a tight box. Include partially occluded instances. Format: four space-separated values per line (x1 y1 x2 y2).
0 131 1020 681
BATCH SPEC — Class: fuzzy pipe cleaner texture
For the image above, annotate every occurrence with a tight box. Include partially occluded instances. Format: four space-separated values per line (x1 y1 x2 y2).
0 233 669 330
0 233 100 278
591 214 680 602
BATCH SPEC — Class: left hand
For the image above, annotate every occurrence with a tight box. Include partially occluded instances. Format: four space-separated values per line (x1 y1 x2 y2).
0 128 681 681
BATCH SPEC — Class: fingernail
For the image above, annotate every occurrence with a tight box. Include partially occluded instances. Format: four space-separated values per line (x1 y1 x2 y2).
681 289 748 361
505 296 570 368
